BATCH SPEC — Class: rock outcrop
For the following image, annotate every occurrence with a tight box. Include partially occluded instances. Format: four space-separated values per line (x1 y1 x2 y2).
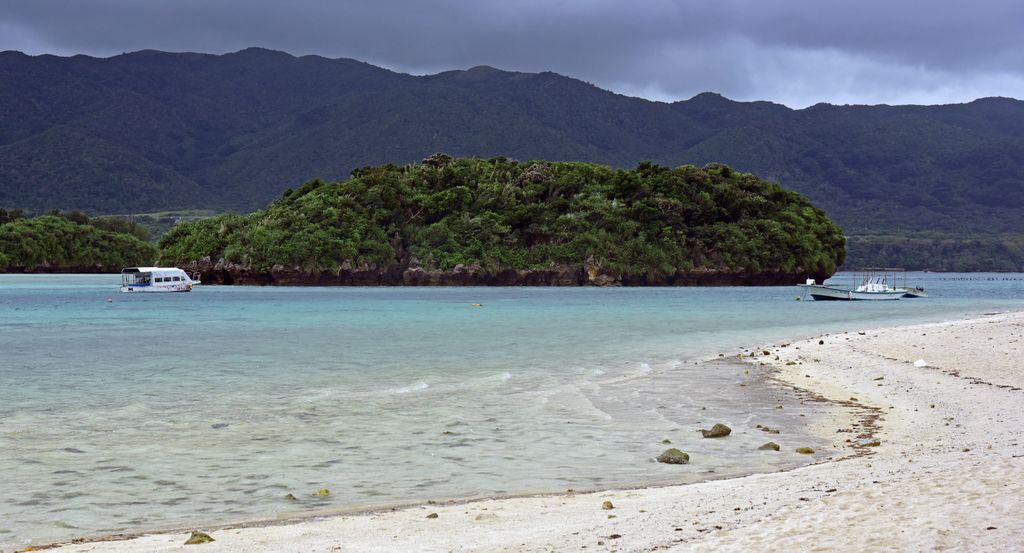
700 423 732 438
184 256 827 287
656 448 690 464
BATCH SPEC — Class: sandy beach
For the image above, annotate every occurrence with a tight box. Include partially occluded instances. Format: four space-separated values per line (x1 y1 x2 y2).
37 310 1024 553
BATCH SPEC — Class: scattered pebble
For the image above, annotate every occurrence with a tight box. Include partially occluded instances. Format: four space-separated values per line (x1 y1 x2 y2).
184 531 214 545
701 423 731 438
656 448 690 464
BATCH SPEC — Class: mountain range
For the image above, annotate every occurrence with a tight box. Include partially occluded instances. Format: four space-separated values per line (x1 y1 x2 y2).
2 47 1023 268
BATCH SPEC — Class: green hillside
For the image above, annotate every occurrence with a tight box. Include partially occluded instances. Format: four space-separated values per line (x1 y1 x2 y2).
1 48 1022 269
0 210 157 271
157 157 845 285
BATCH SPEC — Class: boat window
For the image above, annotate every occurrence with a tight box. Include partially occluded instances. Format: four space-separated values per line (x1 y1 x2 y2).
156 277 165 282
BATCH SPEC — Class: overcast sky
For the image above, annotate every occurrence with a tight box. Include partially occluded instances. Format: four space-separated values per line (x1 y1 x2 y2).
2 0 1022 107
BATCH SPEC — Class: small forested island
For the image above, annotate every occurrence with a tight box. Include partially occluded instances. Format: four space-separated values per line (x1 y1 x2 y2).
0 209 156 272
158 156 846 286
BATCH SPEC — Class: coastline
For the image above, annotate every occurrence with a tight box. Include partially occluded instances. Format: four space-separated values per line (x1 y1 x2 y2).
189 262 828 287
33 310 1024 552
0 267 831 286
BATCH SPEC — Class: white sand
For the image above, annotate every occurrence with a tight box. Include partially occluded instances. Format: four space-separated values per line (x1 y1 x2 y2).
40 311 1024 553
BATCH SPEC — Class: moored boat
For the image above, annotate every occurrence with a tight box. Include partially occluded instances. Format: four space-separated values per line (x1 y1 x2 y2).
799 280 905 301
901 286 928 298
798 268 918 301
120 267 195 293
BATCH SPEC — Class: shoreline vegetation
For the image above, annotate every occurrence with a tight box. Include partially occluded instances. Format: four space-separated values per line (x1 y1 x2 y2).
155 156 845 286
40 311 1024 552
0 209 155 273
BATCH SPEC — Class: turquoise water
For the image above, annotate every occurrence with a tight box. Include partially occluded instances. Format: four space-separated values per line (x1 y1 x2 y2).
1 273 1022 547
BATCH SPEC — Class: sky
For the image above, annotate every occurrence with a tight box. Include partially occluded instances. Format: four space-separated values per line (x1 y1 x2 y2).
1 0 1022 108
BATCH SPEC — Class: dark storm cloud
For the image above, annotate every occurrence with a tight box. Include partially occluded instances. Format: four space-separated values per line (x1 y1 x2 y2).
1 0 1022 107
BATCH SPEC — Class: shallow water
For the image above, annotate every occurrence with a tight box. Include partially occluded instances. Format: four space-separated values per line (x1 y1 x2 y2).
1 273 1022 547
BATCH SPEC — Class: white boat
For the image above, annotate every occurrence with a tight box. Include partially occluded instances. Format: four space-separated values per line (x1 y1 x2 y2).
798 268 909 301
799 279 905 301
120 267 195 293
901 286 928 298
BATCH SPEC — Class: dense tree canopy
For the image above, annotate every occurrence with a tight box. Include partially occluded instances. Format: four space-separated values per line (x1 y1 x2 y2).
158 157 845 281
845 234 1024 272
3 50 1021 270
0 212 156 271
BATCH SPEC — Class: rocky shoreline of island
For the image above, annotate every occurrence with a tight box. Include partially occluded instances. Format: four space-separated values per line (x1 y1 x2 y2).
184 256 830 287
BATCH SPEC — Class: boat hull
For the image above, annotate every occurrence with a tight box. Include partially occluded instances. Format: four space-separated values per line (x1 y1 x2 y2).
801 285 903 301
120 283 192 293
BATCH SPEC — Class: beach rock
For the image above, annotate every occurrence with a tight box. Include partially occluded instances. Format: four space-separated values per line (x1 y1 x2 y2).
857 438 881 447
818 340 824 345
795 447 815 454
475 512 498 521
602 500 614 510
312 488 330 497
701 423 731 438
284 493 298 501
184 531 214 545
426 512 438 519
656 448 690 464
661 438 672 444
759 442 780 451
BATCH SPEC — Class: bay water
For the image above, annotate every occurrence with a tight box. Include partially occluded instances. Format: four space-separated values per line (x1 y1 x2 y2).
1 273 1022 547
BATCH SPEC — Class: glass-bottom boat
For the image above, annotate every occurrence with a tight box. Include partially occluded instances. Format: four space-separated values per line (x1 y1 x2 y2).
120 267 195 293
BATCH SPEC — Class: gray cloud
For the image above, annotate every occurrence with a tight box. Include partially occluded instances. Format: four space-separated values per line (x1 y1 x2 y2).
1 0 1021 107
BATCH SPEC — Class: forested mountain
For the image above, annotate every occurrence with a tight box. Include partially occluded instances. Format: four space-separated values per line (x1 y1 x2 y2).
157 157 845 285
1 48 1023 268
